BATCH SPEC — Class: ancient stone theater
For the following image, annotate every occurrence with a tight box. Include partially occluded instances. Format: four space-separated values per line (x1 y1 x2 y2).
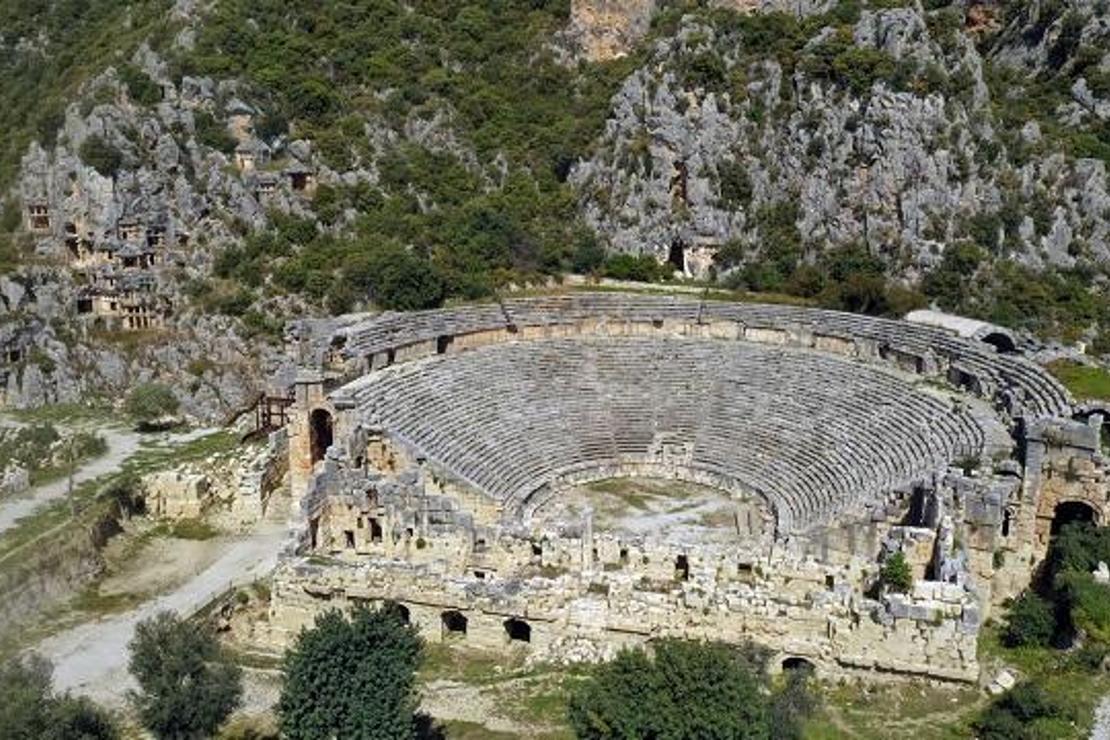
269 292 1109 682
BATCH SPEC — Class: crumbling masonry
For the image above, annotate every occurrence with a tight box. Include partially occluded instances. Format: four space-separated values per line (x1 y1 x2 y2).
268 293 1107 682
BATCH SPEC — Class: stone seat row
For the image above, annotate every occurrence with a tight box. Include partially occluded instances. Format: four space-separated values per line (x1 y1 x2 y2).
342 336 983 534
339 293 1070 420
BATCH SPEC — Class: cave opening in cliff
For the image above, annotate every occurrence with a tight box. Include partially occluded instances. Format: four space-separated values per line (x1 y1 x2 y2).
667 239 686 273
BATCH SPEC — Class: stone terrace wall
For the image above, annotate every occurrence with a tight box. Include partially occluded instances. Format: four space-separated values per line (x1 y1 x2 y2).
269 548 980 682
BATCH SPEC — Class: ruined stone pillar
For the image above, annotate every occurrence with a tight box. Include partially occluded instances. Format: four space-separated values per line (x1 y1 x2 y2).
289 371 326 503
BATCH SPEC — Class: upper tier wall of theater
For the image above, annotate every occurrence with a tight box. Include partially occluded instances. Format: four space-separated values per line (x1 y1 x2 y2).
327 293 1072 421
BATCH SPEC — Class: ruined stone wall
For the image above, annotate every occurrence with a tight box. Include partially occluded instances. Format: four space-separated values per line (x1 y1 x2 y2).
269 546 980 682
274 299 1103 683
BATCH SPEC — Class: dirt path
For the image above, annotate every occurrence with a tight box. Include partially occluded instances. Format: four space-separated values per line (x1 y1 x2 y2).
1092 695 1110 740
35 518 288 706
0 426 213 537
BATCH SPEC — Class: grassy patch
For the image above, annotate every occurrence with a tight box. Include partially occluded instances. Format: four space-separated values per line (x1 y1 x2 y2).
438 720 518 740
1046 360 1110 401
418 644 582 739
806 681 981 739
7 402 116 425
68 585 148 617
151 518 221 541
0 430 236 568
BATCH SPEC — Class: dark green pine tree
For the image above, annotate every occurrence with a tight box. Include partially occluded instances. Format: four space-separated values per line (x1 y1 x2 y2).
127 610 242 739
279 603 424 740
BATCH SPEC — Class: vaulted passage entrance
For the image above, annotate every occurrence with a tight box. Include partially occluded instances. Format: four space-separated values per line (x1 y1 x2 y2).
504 618 531 643
1051 501 1097 536
309 409 334 464
782 656 815 674
442 610 468 637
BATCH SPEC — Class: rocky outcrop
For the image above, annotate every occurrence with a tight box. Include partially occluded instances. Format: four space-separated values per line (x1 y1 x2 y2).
566 0 836 61
570 7 1110 276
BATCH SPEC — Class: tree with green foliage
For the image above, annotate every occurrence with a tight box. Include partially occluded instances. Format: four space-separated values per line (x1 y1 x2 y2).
602 253 669 282
127 611 243 740
0 654 118 740
125 383 180 428
78 134 123 177
1003 591 1056 648
194 110 237 155
118 64 162 106
879 552 913 594
973 681 1076 740
567 639 773 739
769 666 819 740
717 160 753 209
278 603 423 740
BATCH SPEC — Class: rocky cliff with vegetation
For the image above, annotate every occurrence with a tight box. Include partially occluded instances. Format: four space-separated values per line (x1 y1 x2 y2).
1 0 1109 418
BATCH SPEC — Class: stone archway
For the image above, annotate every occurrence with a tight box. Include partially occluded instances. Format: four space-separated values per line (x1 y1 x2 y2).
980 331 1017 354
1051 500 1098 536
309 408 334 464
442 610 468 637
504 617 531 643
781 656 816 674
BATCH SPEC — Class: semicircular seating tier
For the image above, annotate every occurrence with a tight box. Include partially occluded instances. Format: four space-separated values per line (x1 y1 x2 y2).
337 293 1072 420
341 336 985 534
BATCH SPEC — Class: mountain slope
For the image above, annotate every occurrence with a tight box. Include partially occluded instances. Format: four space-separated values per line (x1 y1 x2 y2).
1 0 1110 417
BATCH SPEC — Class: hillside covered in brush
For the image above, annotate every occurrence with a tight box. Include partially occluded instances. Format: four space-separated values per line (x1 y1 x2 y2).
0 0 1109 417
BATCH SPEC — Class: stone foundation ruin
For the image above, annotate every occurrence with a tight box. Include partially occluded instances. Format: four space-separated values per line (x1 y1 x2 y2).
268 292 1107 682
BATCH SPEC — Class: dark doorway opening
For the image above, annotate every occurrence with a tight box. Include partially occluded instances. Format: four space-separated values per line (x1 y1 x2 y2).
981 332 1017 354
1051 501 1097 536
436 335 454 354
442 610 468 636
504 618 531 643
667 240 686 273
309 409 334 464
389 602 411 624
782 656 815 674
675 554 690 581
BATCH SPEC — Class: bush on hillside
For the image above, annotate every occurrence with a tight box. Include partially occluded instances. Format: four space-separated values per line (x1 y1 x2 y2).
278 604 423 740
0 654 118 740
973 681 1075 740
124 383 181 429
879 552 913 594
78 134 123 177
567 639 815 739
128 611 242 739
1003 591 1056 648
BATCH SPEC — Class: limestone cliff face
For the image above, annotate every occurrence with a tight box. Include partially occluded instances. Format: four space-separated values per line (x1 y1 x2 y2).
2 0 1110 416
568 0 836 61
568 0 659 61
570 5 1110 276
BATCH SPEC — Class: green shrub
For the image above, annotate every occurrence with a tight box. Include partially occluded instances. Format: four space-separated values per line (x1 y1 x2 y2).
0 654 118 740
567 640 773 740
1057 570 1110 646
880 552 913 594
973 681 1075 740
1003 591 1056 647
602 253 668 282
118 64 162 106
279 604 422 740
124 383 180 426
194 110 236 155
78 134 123 177
128 611 242 739
717 160 753 209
